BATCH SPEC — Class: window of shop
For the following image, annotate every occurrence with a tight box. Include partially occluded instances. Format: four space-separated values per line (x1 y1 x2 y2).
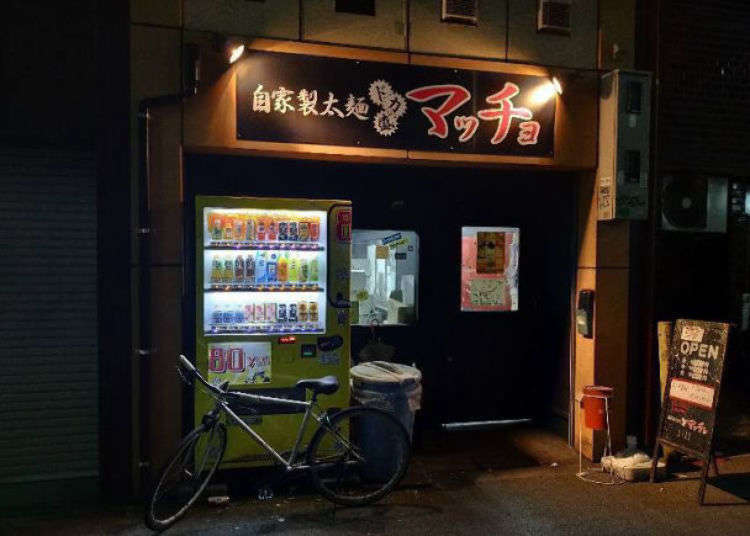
350 230 419 326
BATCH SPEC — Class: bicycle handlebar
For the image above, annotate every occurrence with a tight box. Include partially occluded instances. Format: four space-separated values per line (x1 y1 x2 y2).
177 354 222 398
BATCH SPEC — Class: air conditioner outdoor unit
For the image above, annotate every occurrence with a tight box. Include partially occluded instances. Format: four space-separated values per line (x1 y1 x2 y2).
661 175 728 233
538 0 572 35
442 0 478 25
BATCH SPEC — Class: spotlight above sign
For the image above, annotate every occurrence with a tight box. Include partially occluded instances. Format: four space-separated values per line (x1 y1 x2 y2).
234 51 556 158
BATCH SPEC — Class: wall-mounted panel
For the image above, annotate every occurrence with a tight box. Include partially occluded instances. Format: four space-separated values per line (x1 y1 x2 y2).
302 0 405 49
409 0 507 60
185 0 299 40
508 0 597 69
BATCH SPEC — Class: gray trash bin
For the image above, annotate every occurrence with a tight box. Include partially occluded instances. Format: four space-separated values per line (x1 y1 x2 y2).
350 361 422 440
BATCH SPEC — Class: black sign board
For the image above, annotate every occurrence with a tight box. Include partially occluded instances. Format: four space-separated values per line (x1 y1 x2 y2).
235 51 556 157
650 319 730 504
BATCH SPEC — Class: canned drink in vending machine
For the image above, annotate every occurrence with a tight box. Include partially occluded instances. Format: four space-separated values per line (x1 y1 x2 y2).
254 303 265 322
288 303 298 322
298 221 309 241
309 220 320 242
256 217 266 241
278 221 288 241
288 221 298 241
211 214 223 241
308 301 318 323
268 218 278 241
244 304 254 323
277 303 287 323
265 303 277 324
297 301 308 322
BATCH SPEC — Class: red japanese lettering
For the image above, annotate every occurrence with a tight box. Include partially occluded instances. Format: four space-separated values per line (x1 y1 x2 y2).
477 83 532 145
453 115 480 143
517 121 541 145
406 85 471 139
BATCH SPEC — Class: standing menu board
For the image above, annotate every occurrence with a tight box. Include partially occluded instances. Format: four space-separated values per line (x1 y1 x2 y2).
650 319 730 503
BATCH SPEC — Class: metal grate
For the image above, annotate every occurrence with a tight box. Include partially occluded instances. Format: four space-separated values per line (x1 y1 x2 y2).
442 0 478 24
0 147 99 484
659 0 750 173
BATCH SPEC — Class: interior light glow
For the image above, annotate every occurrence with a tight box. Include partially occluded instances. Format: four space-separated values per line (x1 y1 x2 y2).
229 44 245 64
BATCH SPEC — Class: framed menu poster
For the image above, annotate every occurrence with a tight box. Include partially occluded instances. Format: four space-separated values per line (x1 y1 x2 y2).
460 227 519 312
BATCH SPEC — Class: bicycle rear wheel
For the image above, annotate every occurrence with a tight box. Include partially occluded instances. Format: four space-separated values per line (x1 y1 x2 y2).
308 406 410 506
145 423 227 531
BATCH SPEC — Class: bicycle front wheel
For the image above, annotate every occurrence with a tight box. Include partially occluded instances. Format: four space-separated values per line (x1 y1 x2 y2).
145 423 227 531
308 406 410 506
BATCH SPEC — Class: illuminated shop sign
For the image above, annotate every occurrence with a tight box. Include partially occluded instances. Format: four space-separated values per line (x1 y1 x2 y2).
236 51 556 157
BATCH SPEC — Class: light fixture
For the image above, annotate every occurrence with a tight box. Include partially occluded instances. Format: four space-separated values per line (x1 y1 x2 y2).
229 44 245 64
551 76 563 95
530 80 559 105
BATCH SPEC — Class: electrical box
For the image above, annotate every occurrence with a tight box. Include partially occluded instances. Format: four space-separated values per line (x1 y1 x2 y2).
597 70 652 221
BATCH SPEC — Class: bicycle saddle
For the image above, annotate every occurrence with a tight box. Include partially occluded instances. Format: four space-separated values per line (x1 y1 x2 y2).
295 375 339 395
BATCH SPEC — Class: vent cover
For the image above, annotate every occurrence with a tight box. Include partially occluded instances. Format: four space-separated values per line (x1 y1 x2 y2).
442 0 478 25
661 175 728 233
335 0 375 16
538 0 572 35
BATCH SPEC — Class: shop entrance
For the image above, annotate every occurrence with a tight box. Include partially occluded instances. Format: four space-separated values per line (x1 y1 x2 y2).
185 154 576 429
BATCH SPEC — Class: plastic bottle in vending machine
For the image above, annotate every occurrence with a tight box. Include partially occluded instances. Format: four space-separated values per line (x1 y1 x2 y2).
256 216 266 241
277 252 288 283
298 258 308 283
266 252 277 283
223 216 234 241
210 255 222 285
288 303 298 322
297 301 308 322
245 254 255 282
211 213 223 241
308 301 318 323
234 255 245 284
245 216 255 242
255 252 266 283
309 257 319 283
233 216 244 241
223 255 234 283
244 304 254 323
288 254 299 283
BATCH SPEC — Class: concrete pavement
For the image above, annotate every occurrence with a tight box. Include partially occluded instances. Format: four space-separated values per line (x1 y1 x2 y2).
5 426 750 535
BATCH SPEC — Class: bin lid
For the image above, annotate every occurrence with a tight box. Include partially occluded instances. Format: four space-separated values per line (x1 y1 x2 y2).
350 361 422 385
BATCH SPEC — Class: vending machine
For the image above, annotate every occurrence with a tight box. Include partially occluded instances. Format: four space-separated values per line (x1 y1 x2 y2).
195 196 352 467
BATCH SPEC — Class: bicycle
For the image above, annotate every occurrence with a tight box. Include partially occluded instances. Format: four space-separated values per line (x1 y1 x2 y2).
145 354 411 531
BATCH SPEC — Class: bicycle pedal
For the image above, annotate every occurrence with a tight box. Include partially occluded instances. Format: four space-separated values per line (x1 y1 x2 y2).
257 487 274 501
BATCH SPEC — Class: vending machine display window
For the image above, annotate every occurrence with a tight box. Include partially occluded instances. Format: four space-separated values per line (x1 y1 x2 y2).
203 207 328 335
460 226 519 312
350 230 419 326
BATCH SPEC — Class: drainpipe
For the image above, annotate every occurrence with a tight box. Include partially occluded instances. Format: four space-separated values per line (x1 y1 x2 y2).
136 44 199 491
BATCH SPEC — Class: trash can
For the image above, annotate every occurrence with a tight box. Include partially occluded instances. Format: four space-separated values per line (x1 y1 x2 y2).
349 361 422 480
350 361 422 440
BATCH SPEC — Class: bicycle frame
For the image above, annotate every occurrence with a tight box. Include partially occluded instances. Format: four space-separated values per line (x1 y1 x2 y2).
217 391 325 471
180 354 356 472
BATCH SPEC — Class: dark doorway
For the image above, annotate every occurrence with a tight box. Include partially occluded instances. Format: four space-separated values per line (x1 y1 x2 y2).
185 154 576 428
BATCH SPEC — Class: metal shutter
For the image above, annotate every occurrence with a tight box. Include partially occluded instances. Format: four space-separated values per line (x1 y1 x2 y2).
0 147 99 483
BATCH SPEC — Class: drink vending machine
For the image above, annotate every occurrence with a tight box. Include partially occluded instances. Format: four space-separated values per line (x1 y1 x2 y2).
195 196 352 467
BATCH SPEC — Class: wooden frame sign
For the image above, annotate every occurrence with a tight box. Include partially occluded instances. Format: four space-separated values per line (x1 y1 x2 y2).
650 319 730 504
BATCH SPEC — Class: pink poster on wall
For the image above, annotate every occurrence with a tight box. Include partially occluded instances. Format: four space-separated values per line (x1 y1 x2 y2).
460 227 519 312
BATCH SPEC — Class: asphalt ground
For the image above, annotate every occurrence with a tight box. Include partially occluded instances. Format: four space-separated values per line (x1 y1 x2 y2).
4 425 750 535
